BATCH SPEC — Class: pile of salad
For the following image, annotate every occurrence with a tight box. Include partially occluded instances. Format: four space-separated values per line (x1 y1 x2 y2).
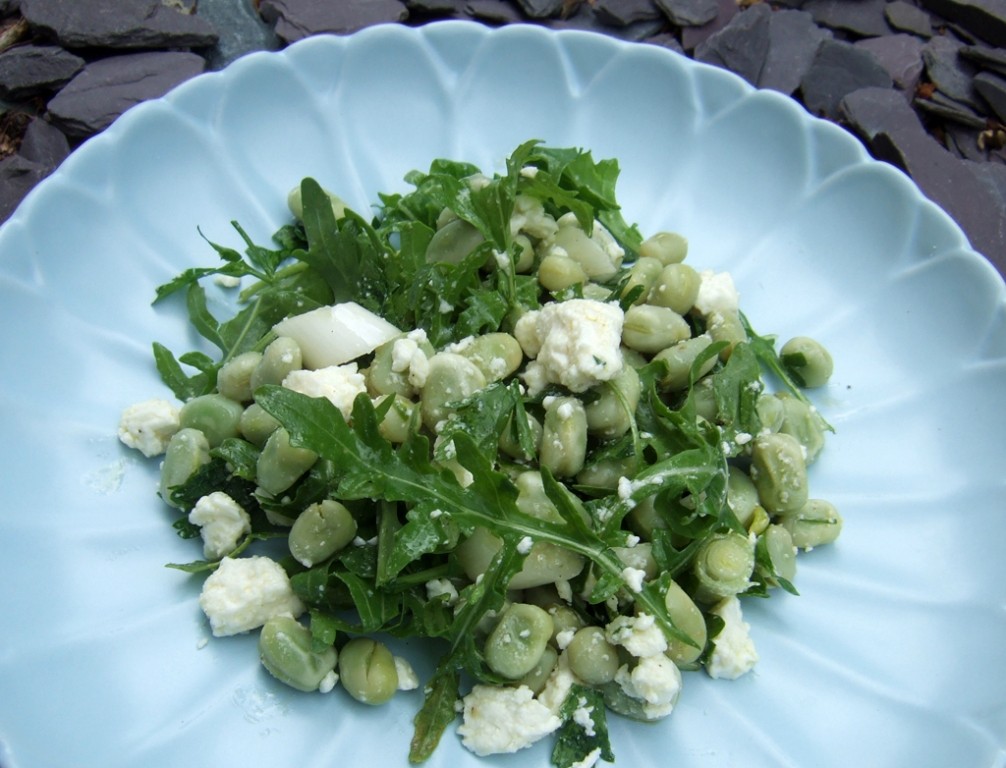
117 141 841 767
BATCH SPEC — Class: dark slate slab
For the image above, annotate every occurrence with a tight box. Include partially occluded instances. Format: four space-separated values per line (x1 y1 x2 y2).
839 86 1006 267
548 5 666 40
854 33 925 92
801 38 893 118
0 44 84 99
680 0 738 52
922 34 981 108
19 0 219 50
463 0 525 25
1 154 48 222
196 0 281 69
1 0 20 15
884 0 934 37
46 51 206 137
594 0 663 27
974 70 1006 120
760 8 832 96
960 44 1006 77
802 0 892 38
404 0 462 13
917 0 1006 47
654 0 719 27
259 0 408 42
693 3 771 86
915 91 987 127
513 0 565 18
17 116 69 167
645 30 686 54
944 122 991 160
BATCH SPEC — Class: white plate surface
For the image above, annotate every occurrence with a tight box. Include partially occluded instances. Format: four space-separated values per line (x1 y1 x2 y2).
1 21 1004 768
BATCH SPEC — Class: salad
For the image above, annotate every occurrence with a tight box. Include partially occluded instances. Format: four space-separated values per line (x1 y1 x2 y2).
117 141 841 767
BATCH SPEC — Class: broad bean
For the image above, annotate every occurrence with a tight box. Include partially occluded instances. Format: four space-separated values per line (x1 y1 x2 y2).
566 626 620 685
217 351 263 403
239 402 281 447
750 432 808 513
257 427 318 496
692 531 755 603
178 393 243 447
779 499 842 549
419 353 487 432
426 217 485 264
484 603 553 679
653 334 716 392
663 579 708 668
780 336 833 388
251 336 302 391
585 364 640 438
621 304 691 354
159 427 210 507
259 616 337 692
539 396 588 478
648 262 701 314
639 231 688 265
288 499 357 567
338 638 399 705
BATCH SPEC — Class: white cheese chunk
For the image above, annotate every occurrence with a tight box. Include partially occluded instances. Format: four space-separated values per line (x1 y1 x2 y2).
605 613 668 658
281 363 367 420
457 684 562 756
706 595 759 680
198 556 304 637
187 491 251 560
117 398 180 457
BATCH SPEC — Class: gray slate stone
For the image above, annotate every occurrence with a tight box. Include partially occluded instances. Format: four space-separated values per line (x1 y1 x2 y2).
259 0 408 42
654 0 719 27
915 91 987 127
0 44 84 99
46 51 206 137
885 0 934 37
20 0 219 49
1 0 20 15
1 153 49 222
960 44 1006 77
196 0 281 69
760 9 832 96
549 5 665 40
854 33 925 92
974 70 1006 119
801 38 893 118
464 0 525 24
839 86 1006 268
17 116 69 167
594 0 662 27
918 0 1006 47
404 0 461 13
693 3 771 86
645 31 686 54
803 0 892 38
513 0 565 18
922 34 981 108
680 0 738 52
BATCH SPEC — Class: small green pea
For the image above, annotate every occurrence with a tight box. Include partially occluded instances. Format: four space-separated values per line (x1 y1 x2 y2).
338 638 398 705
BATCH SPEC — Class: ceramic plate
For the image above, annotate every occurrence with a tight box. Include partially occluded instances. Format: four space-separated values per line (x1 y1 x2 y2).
0 21 1004 768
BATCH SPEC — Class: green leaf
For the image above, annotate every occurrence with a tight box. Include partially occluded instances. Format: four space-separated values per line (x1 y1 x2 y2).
409 662 460 764
552 685 614 768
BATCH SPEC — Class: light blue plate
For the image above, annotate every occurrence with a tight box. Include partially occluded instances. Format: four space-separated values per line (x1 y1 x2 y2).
1 21 1004 768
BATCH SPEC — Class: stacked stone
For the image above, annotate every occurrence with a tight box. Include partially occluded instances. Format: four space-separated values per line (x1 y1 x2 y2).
1 0 1004 264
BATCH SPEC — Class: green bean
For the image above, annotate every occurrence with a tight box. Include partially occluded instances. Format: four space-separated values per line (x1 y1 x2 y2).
648 262 701 314
256 427 318 496
159 427 210 508
585 364 640 438
692 531 755 604
239 402 281 447
663 579 708 668
178 393 244 447
217 351 263 403
780 336 834 388
426 217 485 264
338 638 399 705
639 231 688 265
258 616 337 692
453 333 523 382
779 499 842 550
539 396 588 478
288 499 358 567
484 603 554 680
537 253 588 291
750 432 809 513
566 626 620 685
652 334 715 392
621 304 691 354
419 353 487 432
251 336 302 391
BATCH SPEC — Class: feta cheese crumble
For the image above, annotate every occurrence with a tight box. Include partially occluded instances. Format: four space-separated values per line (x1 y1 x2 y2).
605 613 668 658
513 299 624 394
457 684 562 756
281 363 367 420
187 491 252 560
117 398 180 457
613 653 682 720
198 555 304 637
706 596 759 680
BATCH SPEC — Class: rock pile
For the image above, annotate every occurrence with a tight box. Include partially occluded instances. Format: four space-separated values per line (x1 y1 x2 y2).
1 0 1004 266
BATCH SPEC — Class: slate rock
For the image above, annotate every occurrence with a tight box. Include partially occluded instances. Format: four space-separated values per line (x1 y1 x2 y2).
594 0 662 27
20 0 219 50
0 44 84 99
46 51 206 137
974 70 1006 119
922 34 981 108
404 0 462 13
513 0 565 18
760 8 832 96
0 153 52 222
839 86 1005 267
17 116 69 167
464 0 527 24
960 44 1006 77
645 30 686 54
854 33 925 91
918 0 1006 47
915 90 988 127
654 0 719 27
693 3 771 86
548 5 665 40
680 0 738 52
1 0 20 15
801 38 893 118
884 0 934 37
196 0 281 69
803 0 892 38
259 0 408 42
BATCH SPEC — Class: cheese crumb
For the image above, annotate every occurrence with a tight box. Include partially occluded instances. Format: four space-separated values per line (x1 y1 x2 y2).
281 363 367 419
117 398 180 457
198 556 303 637
706 596 759 680
188 491 251 560
457 684 562 756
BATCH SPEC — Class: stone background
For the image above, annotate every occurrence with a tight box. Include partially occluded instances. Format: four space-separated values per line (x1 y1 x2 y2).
1 0 1004 273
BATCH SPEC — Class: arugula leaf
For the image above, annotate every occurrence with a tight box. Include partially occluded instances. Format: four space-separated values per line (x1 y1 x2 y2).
409 663 460 764
552 685 614 768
